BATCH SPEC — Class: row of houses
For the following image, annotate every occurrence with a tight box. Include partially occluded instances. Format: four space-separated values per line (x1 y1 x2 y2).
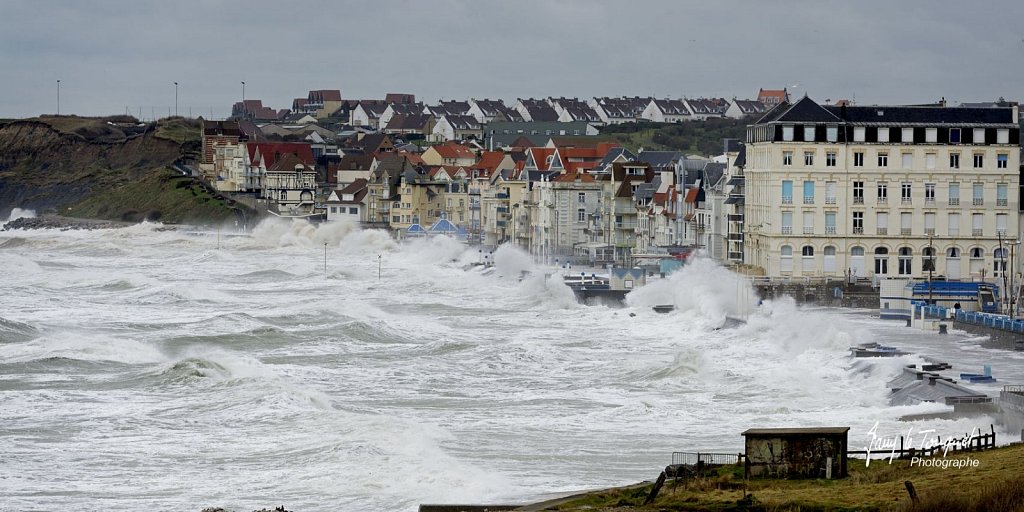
203 92 1023 287
229 88 784 142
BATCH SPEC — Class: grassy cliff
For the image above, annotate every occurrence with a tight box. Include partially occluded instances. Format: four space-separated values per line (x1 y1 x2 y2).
538 443 1024 511
0 115 247 225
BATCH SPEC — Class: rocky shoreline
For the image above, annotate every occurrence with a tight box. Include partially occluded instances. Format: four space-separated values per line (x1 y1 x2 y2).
2 214 136 231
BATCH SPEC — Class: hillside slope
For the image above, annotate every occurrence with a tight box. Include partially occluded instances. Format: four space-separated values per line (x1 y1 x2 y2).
0 116 249 224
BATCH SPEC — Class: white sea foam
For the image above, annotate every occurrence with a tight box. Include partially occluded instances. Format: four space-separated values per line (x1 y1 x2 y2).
1 225 1019 511
4 207 37 222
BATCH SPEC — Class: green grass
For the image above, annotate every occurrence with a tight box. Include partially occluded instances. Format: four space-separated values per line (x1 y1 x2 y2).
65 167 248 225
543 443 1024 511
154 116 201 144
600 118 750 156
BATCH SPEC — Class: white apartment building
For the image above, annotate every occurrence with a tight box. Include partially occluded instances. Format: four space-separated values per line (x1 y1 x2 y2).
744 97 1020 282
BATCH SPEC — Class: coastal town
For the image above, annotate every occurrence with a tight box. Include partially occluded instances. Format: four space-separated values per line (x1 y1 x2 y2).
194 88 1023 315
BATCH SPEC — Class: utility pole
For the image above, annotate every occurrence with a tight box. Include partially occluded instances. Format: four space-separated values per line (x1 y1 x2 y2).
56 80 61 115
174 82 178 117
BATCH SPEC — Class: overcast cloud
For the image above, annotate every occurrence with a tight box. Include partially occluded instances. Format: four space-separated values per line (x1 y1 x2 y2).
2 0 1022 119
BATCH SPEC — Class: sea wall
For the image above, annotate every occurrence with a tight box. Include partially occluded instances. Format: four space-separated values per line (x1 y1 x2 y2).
753 281 878 309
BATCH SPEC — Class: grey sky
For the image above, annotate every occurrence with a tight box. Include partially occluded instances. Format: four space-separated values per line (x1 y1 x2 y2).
2 0 1022 119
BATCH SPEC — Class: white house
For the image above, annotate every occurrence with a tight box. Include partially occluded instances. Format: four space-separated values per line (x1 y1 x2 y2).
325 179 368 222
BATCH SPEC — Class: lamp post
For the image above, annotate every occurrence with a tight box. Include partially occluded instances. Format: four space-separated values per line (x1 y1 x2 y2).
56 80 60 115
1010 239 1021 318
927 236 934 305
241 81 246 118
174 82 178 117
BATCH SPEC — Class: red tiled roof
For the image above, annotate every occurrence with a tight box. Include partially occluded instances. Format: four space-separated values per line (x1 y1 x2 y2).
474 151 506 173
432 142 476 160
684 189 699 203
247 142 315 167
527 148 556 171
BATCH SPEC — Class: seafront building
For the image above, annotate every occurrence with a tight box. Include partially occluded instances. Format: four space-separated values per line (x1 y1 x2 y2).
198 88 1022 282
742 97 1020 282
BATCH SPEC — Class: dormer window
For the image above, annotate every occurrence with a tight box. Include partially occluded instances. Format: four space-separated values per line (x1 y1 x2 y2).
803 125 815 141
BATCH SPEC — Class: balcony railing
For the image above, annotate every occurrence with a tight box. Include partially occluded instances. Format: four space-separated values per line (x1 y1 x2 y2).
998 198 1008 206
973 229 983 236
973 198 984 206
825 226 837 234
803 227 814 234
901 198 913 205
877 197 887 204
781 226 793 234
825 197 837 204
782 196 793 204
803 196 814 204
925 197 935 205
853 227 864 234
925 228 936 235
853 196 864 204
876 228 887 235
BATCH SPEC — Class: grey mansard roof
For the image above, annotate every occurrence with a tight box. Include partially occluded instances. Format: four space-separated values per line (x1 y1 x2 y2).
755 96 1017 126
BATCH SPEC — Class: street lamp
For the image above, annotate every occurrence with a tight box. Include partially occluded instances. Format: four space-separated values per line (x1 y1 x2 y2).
174 82 178 117
1010 239 1021 318
56 80 60 116
241 81 246 118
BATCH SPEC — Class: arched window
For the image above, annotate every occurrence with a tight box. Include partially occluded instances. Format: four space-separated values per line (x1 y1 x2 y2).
824 246 837 273
802 245 815 272
995 248 1008 274
922 247 936 272
874 247 889 275
946 247 962 279
850 246 865 277
780 245 793 272
898 247 913 275
969 247 985 277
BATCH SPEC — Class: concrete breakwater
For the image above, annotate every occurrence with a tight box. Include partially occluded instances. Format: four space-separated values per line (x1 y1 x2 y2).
2 214 135 231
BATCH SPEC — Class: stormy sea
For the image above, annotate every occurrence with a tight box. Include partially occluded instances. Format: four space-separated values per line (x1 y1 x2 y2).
2 212 1020 511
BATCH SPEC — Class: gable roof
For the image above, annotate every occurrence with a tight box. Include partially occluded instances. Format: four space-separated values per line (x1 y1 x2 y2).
267 152 314 173
385 93 416 104
652 99 691 116
338 154 373 171
440 114 481 131
517 98 559 122
385 113 434 131
431 141 476 160
308 90 342 103
427 100 471 117
732 99 768 115
594 96 651 119
635 150 684 170
757 88 789 103
356 100 389 117
247 142 315 167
